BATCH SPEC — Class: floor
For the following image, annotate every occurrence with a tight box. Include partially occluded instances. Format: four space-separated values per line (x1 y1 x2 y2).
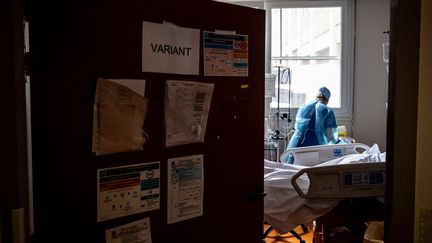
264 223 314 243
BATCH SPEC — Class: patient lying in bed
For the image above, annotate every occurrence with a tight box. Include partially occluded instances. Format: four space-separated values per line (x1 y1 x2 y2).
264 144 386 234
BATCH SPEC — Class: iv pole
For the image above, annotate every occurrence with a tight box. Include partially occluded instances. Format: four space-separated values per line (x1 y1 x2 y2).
271 65 292 161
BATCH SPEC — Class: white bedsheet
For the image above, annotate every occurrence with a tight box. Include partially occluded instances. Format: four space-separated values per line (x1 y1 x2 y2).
264 144 386 234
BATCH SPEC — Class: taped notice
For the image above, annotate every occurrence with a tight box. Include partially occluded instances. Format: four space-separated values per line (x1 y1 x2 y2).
167 155 204 224
203 31 248 76
165 80 214 147
142 21 200 75
97 162 160 222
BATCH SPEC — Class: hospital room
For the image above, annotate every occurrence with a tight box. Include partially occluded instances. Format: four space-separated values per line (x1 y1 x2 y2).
221 0 389 242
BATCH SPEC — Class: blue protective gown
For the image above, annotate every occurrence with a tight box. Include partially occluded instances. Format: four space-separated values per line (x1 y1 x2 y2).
287 100 338 149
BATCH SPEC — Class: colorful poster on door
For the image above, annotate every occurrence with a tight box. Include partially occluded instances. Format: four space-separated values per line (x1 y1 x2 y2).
203 31 248 76
97 162 160 222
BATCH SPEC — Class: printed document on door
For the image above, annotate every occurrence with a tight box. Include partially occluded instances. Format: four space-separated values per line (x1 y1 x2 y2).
105 218 152 243
97 162 160 222
142 21 200 75
165 80 214 147
167 155 204 224
92 78 149 155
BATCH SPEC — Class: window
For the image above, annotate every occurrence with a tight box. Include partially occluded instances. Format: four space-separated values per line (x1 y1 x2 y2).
265 0 354 118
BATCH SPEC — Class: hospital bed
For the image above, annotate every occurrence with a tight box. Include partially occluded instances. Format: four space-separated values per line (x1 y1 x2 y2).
263 143 386 243
279 143 371 166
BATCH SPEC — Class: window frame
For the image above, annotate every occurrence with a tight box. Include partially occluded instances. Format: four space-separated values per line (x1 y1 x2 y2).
264 0 354 119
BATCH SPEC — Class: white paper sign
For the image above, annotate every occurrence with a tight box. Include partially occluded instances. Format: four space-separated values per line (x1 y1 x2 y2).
165 80 214 147
142 21 200 75
167 155 204 224
105 218 152 243
97 162 160 222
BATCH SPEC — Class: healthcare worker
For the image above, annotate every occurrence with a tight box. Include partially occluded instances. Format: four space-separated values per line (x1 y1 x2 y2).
287 86 338 149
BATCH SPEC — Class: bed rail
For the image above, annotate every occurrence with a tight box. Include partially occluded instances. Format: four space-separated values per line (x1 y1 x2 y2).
281 143 371 166
291 162 385 199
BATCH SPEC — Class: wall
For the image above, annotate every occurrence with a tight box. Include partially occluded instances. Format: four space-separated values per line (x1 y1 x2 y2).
352 0 390 150
415 0 432 241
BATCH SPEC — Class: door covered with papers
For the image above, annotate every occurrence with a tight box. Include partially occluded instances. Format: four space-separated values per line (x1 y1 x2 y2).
28 1 265 242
